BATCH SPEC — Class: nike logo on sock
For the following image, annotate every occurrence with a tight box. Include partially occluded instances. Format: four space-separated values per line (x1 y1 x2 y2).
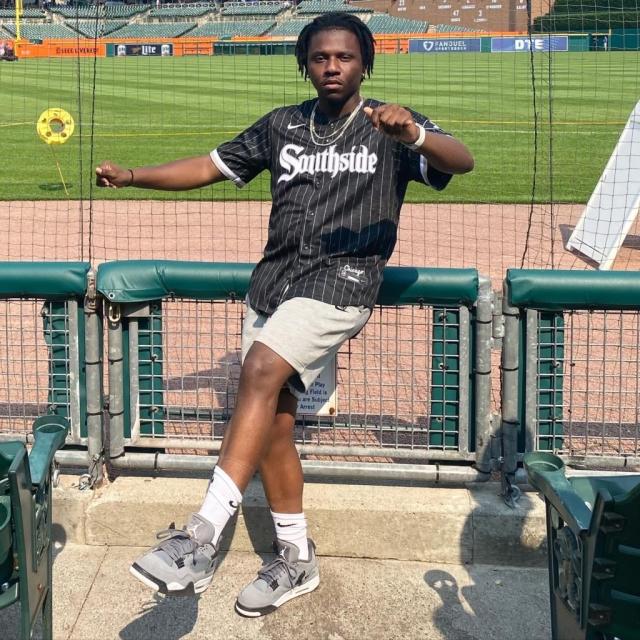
276 523 296 527
229 500 239 509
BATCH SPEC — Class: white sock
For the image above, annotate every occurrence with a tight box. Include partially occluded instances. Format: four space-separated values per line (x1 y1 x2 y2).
197 466 242 546
271 511 309 561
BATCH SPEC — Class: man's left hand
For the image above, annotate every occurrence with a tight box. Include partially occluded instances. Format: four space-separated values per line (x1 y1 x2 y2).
363 104 419 146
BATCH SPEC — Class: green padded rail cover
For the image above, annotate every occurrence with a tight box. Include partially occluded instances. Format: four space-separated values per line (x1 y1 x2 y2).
507 269 640 310
97 261 479 306
0 262 90 298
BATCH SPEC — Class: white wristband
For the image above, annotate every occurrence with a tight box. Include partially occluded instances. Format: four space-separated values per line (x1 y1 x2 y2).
404 123 426 151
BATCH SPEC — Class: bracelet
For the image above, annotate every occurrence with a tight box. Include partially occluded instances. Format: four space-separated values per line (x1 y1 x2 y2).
127 168 135 187
404 124 426 151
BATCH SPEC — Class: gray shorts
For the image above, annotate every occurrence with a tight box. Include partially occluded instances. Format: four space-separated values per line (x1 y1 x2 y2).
242 297 371 398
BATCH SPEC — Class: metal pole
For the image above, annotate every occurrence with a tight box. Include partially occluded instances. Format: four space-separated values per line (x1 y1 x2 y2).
84 270 104 486
108 452 490 483
500 284 521 493
124 437 479 461
107 303 125 459
474 275 493 473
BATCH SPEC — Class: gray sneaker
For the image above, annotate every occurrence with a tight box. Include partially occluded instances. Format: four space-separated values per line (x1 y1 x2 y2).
129 513 219 596
235 539 320 617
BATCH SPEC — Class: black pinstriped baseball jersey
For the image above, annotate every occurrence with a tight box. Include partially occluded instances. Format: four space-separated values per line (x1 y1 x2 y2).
210 97 452 316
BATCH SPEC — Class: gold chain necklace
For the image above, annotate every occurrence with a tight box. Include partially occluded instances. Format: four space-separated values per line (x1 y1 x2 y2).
309 99 364 147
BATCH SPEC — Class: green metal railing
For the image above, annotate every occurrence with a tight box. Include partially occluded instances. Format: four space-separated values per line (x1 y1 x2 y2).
0 262 103 487
97 260 493 481
502 269 640 490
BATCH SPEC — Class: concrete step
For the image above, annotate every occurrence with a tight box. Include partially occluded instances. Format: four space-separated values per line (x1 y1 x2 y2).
54 476 548 566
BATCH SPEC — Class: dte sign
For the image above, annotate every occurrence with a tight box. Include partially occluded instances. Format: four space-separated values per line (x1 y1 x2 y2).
516 38 546 50
491 36 569 52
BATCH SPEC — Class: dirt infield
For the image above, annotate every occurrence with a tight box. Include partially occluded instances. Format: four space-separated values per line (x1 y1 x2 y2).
1 200 640 461
3 200 640 282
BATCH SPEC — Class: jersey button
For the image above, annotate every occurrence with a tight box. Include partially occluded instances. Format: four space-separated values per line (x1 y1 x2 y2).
307 211 315 219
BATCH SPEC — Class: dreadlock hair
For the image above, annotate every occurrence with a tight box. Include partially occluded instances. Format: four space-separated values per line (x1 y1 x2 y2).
295 12 375 80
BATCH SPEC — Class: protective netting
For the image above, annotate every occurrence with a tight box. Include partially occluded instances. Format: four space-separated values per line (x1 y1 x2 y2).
1 23 638 284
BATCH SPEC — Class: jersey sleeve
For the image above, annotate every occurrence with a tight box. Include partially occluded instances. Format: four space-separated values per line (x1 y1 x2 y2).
402 110 453 191
210 112 272 188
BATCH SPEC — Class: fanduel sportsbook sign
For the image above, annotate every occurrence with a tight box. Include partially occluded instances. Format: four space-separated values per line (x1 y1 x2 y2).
409 38 481 53
491 36 569 52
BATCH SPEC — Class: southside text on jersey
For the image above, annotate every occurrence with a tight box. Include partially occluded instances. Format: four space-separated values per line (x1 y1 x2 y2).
277 144 378 183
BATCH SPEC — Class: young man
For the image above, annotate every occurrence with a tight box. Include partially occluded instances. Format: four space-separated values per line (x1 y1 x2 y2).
96 12 473 617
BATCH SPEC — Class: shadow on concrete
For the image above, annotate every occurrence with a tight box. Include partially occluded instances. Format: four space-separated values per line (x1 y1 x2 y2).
119 593 199 640
424 569 477 640
424 482 548 640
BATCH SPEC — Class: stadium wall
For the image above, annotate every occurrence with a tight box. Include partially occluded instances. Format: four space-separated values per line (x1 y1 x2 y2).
8 29 640 57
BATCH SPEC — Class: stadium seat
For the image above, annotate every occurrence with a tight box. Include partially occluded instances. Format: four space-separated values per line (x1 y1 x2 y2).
525 451 640 640
51 4 148 19
366 14 428 34
1 22 78 39
189 20 276 37
222 2 289 17
0 416 69 640
149 5 216 19
268 18 312 36
66 20 128 38
109 22 197 38
296 0 371 14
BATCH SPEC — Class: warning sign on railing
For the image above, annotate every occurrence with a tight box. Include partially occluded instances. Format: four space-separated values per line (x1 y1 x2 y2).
297 357 336 417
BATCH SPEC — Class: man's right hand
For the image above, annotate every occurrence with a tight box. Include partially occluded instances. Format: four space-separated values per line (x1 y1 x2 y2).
95 162 132 188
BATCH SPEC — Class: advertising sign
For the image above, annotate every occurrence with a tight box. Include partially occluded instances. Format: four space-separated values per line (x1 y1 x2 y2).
115 43 173 56
409 38 482 53
491 36 569 52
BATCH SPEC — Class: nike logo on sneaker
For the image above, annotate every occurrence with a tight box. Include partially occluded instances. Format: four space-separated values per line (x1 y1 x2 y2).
287 123 305 130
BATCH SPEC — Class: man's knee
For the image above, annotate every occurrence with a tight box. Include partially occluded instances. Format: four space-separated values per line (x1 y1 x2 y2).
240 343 295 394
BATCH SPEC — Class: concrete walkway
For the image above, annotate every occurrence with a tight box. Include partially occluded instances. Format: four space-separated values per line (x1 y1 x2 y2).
2 544 551 640
1 475 553 639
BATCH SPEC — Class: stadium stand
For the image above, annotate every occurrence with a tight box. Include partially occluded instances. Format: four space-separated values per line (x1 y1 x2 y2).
50 5 148 19
222 2 289 17
366 14 428 33
268 18 312 36
67 20 129 38
149 5 216 19
108 22 196 38
1 22 79 39
296 0 372 14
434 22 484 32
189 20 276 36
0 8 45 19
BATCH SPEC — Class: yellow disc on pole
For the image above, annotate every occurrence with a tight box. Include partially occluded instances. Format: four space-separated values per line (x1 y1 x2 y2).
37 108 75 145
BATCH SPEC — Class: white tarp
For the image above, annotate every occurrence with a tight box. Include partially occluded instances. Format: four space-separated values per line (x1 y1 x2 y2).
566 100 640 269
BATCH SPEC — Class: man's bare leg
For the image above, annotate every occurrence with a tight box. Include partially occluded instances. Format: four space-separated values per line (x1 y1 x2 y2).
217 341 297 491
258 389 303 513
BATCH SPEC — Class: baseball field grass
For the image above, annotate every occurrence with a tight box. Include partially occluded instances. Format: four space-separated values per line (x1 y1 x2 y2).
1 50 638 203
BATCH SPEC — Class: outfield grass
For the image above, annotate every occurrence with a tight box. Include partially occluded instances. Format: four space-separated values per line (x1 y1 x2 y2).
1 51 638 203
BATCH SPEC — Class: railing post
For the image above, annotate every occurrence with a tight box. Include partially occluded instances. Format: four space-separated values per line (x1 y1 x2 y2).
500 283 520 503
107 302 125 460
474 275 493 473
83 269 104 487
